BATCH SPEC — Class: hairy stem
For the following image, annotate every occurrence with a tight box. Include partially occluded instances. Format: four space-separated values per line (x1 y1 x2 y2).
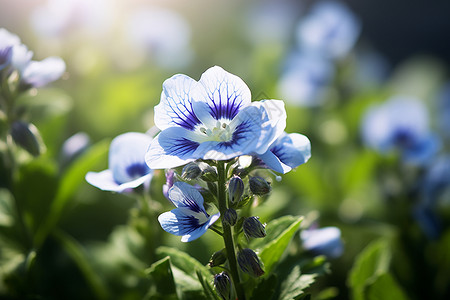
217 161 246 300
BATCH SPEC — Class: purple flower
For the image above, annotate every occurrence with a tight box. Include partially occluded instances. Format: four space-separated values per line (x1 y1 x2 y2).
158 182 220 242
85 132 153 193
146 66 286 169
361 97 440 165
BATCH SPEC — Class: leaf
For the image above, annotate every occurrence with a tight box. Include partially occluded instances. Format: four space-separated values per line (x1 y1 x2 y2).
156 246 212 280
249 273 277 300
255 216 303 275
197 270 221 300
366 273 409 300
146 256 178 300
54 230 109 300
348 239 391 300
0 188 15 227
34 139 110 247
279 265 316 300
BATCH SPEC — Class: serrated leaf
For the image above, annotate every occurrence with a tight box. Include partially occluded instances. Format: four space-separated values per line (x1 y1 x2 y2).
255 216 303 275
279 265 316 300
366 273 409 300
146 256 178 300
34 139 110 247
348 239 391 300
249 273 277 300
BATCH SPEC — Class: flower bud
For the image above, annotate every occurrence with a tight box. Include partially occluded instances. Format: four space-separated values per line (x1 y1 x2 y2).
198 162 218 182
10 121 45 156
181 162 202 180
223 208 237 226
209 248 227 267
243 216 266 238
228 175 244 204
214 272 233 300
237 248 264 277
249 176 271 196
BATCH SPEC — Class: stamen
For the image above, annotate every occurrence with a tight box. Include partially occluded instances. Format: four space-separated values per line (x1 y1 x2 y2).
200 127 207 134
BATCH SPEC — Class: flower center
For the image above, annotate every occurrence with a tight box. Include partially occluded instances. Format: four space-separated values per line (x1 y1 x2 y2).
199 121 233 142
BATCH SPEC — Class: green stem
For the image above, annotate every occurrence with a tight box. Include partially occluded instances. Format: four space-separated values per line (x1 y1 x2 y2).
217 161 246 300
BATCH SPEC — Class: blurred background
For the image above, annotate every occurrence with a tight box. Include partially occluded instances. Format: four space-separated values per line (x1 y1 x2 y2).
1 0 450 299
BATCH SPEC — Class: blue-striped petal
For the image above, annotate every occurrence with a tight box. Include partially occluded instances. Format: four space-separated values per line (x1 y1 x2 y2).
168 182 206 212
191 66 251 127
154 74 201 130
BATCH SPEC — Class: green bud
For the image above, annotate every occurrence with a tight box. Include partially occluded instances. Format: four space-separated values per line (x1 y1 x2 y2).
181 162 202 180
199 162 218 182
243 216 266 238
249 176 271 196
214 272 233 300
228 175 244 204
237 248 264 277
223 208 237 226
209 248 227 267
10 121 45 156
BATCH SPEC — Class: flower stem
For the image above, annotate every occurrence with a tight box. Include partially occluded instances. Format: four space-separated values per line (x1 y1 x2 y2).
217 161 246 300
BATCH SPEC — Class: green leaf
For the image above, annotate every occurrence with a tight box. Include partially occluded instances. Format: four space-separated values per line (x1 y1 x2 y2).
249 273 277 300
156 246 212 280
279 265 316 300
146 256 178 300
0 188 15 227
54 230 109 300
34 139 110 247
366 273 409 300
254 216 303 275
197 270 221 300
348 239 391 300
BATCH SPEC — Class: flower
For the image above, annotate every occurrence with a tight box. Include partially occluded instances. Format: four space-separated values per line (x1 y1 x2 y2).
85 132 153 193
301 226 343 258
237 248 265 277
361 97 440 165
296 0 361 60
158 181 220 242
146 66 286 169
257 132 311 174
21 56 66 88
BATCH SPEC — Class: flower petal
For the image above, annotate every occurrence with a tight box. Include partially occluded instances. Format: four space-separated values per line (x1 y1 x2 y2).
181 212 220 242
154 74 201 131
85 170 152 193
21 56 65 87
168 182 205 212
109 132 153 184
191 66 251 127
145 128 199 169
262 133 311 174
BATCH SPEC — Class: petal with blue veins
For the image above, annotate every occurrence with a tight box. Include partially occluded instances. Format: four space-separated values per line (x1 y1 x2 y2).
191 66 251 126
168 182 205 212
154 74 201 131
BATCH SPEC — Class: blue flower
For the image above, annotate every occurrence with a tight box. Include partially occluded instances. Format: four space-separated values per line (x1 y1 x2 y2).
301 226 343 258
296 0 361 60
85 132 153 193
146 66 287 169
258 132 311 174
21 56 66 88
0 28 21 71
158 181 220 242
361 97 440 165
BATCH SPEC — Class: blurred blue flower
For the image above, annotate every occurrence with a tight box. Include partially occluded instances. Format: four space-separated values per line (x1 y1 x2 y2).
361 97 440 165
146 66 287 169
277 52 334 107
158 181 220 242
414 155 450 239
258 132 311 174
0 28 27 71
437 82 450 140
21 56 66 88
125 7 193 69
85 132 153 193
296 0 361 60
301 226 343 258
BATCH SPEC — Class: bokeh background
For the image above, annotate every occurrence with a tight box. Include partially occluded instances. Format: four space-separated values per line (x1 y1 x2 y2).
1 0 450 299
